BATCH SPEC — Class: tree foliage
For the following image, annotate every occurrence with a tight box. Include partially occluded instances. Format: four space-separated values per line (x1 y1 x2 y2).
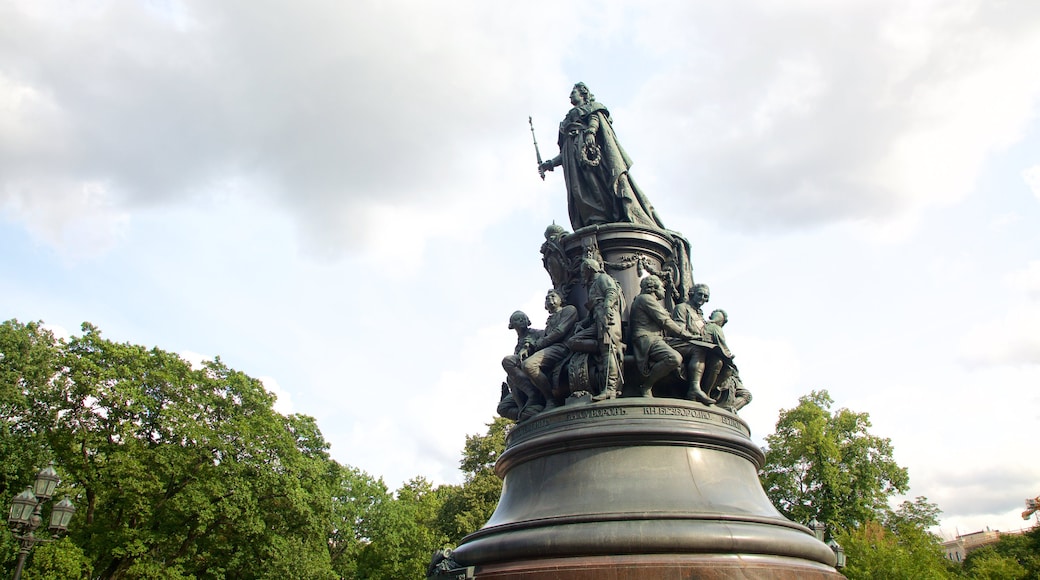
1 320 339 579
436 416 510 544
0 321 57 504
20 537 93 580
884 496 942 532
760 390 909 533
0 320 514 579
963 525 1040 579
838 499 958 580
329 466 391 579
759 391 969 577
354 477 450 580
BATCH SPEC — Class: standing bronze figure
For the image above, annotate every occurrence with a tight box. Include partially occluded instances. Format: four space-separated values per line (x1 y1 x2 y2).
538 83 666 231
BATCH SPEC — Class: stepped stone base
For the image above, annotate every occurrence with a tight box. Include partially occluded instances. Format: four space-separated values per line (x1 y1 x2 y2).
447 399 844 579
474 553 844 579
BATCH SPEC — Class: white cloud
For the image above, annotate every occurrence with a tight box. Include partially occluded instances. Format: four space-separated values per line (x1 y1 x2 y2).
960 304 1040 367
40 323 71 342
336 320 514 488
1007 261 1040 297
628 1 1040 232
181 351 294 414
2 179 129 256
960 261 1040 366
179 350 209 370
915 460 1040 536
1025 165 1040 201
0 0 573 260
257 376 294 415
724 333 802 443
5 1 1038 262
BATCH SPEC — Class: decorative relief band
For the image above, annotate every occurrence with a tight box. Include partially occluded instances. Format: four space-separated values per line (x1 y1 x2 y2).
509 402 750 443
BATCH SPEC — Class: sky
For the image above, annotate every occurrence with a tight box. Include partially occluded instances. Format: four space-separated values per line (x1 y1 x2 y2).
2 0 1039 540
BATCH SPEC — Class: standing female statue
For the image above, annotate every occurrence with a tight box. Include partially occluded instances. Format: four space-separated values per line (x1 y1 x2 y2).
538 83 666 231
537 82 695 303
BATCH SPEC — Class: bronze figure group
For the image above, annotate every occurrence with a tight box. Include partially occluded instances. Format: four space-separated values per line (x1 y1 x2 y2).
497 268 752 422
497 82 753 422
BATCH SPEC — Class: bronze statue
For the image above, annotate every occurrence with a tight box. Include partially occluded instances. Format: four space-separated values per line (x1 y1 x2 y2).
496 381 521 421
540 224 573 293
704 309 752 413
499 311 545 421
670 284 717 405
629 275 698 398
575 258 625 401
538 83 665 231
700 308 733 391
522 289 579 409
535 83 694 300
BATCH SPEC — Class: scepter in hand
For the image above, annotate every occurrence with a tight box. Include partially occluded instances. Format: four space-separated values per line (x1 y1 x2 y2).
529 116 545 180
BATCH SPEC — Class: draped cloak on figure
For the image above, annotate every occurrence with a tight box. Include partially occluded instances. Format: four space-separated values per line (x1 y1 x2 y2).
557 101 664 230
555 101 695 300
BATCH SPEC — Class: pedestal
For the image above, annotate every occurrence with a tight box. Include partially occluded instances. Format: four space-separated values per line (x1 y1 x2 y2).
448 399 844 579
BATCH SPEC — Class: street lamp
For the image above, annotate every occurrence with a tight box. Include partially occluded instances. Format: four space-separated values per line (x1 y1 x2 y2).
809 517 825 542
6 463 76 580
807 517 846 570
828 538 846 569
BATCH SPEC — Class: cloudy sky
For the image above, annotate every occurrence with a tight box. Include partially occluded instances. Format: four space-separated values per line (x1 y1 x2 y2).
3 0 1039 539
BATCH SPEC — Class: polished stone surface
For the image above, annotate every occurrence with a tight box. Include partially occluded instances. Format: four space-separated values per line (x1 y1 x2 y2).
475 554 845 579
451 399 843 578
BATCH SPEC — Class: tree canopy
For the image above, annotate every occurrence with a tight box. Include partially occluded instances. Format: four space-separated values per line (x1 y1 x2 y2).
435 416 510 545
3 320 340 579
760 390 909 533
962 526 1040 579
836 498 959 579
757 390 1012 579
11 320 1026 579
0 319 507 579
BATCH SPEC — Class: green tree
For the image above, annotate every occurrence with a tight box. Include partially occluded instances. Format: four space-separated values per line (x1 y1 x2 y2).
0 321 63 574
761 392 963 577
0 321 59 500
760 390 909 533
21 538 93 580
329 466 392 579
436 417 510 544
2 320 340 579
355 477 449 580
963 525 1040 578
838 499 957 579
884 496 942 531
963 548 1028 579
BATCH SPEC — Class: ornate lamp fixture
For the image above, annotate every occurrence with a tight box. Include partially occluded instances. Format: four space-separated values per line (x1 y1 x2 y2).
49 496 76 533
809 517 825 542
827 538 846 569
32 463 60 501
6 463 76 580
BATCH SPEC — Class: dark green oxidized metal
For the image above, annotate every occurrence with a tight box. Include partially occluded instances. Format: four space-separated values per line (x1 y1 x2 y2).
445 84 844 579
452 398 838 577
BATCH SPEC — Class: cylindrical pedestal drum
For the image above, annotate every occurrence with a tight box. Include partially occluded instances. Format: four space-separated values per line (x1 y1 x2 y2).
448 399 844 579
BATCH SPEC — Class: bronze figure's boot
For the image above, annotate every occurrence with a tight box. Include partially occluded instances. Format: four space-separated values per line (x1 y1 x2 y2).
686 386 716 405
592 386 617 401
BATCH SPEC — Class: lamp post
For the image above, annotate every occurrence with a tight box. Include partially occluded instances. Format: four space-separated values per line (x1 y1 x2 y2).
809 517 825 542
827 539 846 569
807 517 846 570
6 462 76 580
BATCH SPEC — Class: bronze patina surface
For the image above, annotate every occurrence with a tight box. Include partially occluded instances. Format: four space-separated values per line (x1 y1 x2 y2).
432 84 842 579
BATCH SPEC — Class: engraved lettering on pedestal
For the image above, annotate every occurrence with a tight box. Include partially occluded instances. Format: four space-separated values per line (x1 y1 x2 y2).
564 407 628 421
